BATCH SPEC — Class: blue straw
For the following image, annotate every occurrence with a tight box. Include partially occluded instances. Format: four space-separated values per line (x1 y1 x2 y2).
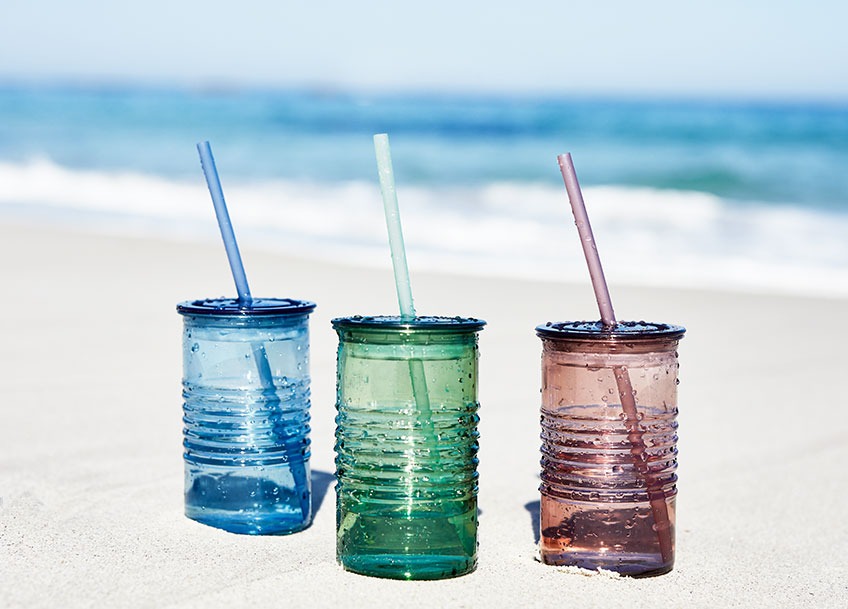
197 141 252 305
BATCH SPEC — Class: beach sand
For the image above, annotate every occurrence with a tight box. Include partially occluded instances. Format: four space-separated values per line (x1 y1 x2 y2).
1 221 846 608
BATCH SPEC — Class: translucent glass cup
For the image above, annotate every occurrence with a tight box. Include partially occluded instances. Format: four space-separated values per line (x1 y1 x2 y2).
177 297 316 535
536 321 685 576
332 316 486 580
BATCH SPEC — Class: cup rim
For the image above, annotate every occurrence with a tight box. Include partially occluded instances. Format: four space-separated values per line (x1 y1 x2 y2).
332 315 486 332
177 297 316 316
536 320 685 340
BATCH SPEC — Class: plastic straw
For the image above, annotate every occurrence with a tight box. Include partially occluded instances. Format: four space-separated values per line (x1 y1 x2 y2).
196 141 310 520
374 134 416 320
197 141 252 305
557 154 615 325
373 133 436 430
557 152 673 563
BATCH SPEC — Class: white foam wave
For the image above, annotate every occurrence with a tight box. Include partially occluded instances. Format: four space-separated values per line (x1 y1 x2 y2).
2 158 848 298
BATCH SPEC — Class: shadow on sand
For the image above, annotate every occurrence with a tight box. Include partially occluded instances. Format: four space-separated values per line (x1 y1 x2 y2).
524 500 541 545
311 470 336 517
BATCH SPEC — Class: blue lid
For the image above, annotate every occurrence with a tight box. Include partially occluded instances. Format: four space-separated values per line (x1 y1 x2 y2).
332 315 486 331
536 320 685 340
177 297 316 316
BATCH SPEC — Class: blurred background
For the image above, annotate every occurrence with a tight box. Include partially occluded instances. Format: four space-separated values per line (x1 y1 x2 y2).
1 0 847 295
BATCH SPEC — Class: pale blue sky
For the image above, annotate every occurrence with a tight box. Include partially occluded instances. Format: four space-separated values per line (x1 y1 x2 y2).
1 1 845 99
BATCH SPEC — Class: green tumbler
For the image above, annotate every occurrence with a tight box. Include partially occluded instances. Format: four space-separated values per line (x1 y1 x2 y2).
332 315 486 580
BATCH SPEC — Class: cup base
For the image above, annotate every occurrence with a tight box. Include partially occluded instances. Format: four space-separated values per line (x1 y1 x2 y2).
185 505 310 535
336 507 477 580
540 550 673 578
339 554 476 580
184 468 311 535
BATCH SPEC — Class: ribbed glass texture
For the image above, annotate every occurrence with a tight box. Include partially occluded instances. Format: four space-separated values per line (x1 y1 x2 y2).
538 328 683 576
333 317 484 580
180 308 313 535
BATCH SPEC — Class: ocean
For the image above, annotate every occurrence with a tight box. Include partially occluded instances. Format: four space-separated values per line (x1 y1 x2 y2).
2 84 847 297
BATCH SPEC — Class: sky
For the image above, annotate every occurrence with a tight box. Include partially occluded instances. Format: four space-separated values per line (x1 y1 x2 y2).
0 1 846 100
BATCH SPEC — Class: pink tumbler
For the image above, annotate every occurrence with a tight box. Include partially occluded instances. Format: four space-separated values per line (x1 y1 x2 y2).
537 321 685 576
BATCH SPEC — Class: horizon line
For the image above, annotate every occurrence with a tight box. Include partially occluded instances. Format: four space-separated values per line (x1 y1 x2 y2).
1 75 848 107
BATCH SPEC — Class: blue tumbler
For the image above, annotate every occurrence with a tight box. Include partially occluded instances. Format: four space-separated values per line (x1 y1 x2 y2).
177 297 316 535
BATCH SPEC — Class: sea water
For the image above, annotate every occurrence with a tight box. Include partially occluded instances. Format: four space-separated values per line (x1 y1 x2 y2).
2 86 848 296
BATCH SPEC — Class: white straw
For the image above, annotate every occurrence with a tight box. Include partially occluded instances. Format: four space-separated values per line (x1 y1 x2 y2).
374 133 416 320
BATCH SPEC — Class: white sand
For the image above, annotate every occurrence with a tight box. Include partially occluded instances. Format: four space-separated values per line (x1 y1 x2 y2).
1 222 846 608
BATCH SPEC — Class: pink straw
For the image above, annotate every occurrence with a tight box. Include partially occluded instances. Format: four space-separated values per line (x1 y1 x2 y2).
557 154 615 326
557 152 673 563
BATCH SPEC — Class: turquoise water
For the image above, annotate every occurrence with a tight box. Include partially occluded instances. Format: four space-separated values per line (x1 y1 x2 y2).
3 84 847 295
